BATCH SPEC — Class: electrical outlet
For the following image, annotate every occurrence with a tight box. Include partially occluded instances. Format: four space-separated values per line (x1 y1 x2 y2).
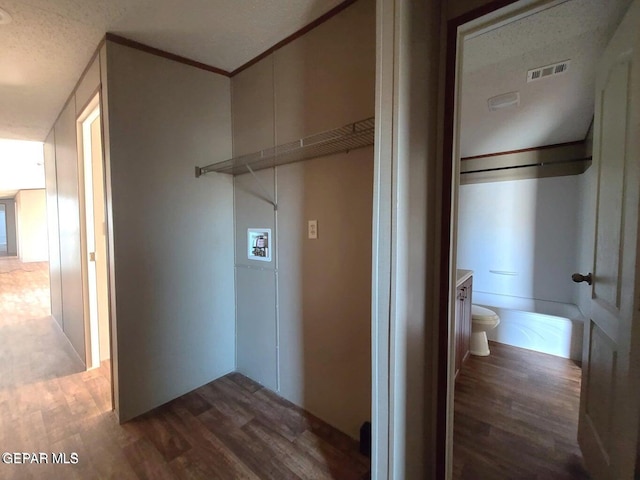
308 220 318 239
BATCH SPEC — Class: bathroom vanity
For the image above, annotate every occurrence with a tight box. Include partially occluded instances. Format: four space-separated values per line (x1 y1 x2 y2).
455 269 473 378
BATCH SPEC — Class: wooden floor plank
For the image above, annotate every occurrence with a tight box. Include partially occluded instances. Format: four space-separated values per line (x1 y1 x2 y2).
199 407 302 480
226 372 262 394
453 341 590 479
242 417 335 480
0 258 370 479
163 405 261 480
178 390 212 417
213 376 303 441
122 437 177 480
294 429 371 480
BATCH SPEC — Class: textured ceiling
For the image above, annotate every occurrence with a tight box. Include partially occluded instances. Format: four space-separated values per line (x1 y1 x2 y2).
110 0 345 71
0 0 344 141
460 0 632 158
1 0 631 154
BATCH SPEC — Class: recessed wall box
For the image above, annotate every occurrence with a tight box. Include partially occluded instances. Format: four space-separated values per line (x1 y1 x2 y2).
248 228 272 262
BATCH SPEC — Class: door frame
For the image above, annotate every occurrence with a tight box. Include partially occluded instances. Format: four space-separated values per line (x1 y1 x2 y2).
437 0 576 476
76 92 113 398
77 97 101 369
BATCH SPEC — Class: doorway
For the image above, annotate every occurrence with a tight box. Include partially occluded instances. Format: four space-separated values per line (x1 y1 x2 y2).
0 198 18 257
440 1 626 476
0 203 6 256
77 94 112 377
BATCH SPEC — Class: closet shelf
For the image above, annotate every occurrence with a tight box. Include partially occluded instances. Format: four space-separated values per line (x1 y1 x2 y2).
196 117 375 177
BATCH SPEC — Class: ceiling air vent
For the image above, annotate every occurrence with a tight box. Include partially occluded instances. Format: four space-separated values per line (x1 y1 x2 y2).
527 60 570 83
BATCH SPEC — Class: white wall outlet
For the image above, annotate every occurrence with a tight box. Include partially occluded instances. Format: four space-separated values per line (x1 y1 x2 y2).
308 220 318 239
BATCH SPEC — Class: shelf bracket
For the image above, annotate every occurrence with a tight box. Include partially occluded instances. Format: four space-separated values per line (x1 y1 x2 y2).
246 164 277 210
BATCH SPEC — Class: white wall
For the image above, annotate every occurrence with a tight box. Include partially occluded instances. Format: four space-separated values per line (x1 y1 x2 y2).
43 130 63 327
457 175 581 304
43 54 101 357
54 97 86 362
104 41 236 421
276 151 373 440
232 0 374 439
15 189 48 262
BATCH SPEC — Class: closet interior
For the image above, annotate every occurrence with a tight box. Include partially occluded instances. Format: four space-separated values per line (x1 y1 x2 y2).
42 0 375 445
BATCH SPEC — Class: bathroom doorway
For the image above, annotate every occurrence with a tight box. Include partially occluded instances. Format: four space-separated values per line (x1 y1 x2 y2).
440 0 635 478
77 93 112 387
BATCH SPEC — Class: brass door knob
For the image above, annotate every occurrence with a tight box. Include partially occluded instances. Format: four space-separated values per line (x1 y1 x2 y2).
572 273 592 285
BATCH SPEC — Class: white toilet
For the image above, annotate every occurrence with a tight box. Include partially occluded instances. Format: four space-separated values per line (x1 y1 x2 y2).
470 305 501 356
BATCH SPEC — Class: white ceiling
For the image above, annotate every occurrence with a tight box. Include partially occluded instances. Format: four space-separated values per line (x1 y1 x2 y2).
460 0 632 158
0 139 45 198
0 0 344 141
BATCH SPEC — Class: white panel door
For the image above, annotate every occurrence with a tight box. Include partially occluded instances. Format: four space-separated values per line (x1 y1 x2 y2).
578 1 640 478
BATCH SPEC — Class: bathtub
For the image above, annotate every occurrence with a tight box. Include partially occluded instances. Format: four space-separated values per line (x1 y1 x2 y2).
473 291 585 361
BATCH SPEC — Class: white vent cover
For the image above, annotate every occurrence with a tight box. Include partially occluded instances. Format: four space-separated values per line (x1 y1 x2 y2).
527 60 570 82
487 92 520 111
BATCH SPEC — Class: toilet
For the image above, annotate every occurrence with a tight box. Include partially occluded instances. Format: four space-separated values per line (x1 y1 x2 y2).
470 305 501 356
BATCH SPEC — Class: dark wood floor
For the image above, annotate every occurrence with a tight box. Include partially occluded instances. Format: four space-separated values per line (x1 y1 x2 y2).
0 258 370 479
453 341 590 479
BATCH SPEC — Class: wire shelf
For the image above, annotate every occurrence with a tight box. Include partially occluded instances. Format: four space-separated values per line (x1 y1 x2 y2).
196 117 375 177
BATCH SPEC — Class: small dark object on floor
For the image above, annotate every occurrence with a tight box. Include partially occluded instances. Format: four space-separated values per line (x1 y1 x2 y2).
360 421 371 457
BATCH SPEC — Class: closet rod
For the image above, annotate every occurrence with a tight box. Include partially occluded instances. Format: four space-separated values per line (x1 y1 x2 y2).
461 156 591 175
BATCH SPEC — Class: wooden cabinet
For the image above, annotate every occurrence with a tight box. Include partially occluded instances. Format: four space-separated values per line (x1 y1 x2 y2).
455 276 473 378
